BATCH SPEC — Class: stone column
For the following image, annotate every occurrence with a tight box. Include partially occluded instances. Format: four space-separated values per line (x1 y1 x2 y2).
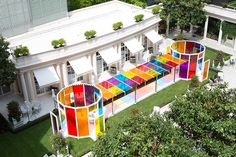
26 71 35 101
62 62 69 87
204 16 209 39
156 22 159 33
92 52 98 82
218 20 223 44
56 64 63 89
117 43 122 71
166 15 170 37
20 73 29 102
189 24 193 34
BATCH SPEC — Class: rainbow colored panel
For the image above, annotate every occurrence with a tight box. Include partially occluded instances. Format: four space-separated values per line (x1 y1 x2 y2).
150 60 172 71
99 81 113 89
95 84 114 100
108 86 123 95
143 62 166 74
130 68 153 80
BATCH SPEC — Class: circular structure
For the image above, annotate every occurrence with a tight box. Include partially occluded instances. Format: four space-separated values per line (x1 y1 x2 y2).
57 83 105 140
170 40 206 79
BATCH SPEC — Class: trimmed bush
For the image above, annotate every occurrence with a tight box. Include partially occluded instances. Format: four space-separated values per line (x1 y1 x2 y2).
84 30 96 40
215 51 224 67
152 6 161 15
7 101 22 123
189 76 200 88
51 38 66 49
14 45 29 57
51 133 68 154
134 14 144 22
112 22 123 30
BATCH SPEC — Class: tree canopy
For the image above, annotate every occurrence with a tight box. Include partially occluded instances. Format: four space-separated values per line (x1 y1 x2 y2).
93 84 236 156
0 36 16 86
160 0 207 32
168 84 236 156
222 21 236 40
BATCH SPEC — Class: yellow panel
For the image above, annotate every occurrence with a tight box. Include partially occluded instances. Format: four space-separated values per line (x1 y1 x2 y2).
171 42 177 49
123 71 136 78
108 86 123 95
95 117 101 138
64 94 71 106
77 108 89 137
130 68 153 80
96 84 114 100
146 69 160 77
89 104 97 112
156 57 169 63
59 92 65 104
166 46 171 54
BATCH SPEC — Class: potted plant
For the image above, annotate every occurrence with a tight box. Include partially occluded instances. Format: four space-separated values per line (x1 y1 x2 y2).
134 14 144 22
7 101 22 123
84 30 96 40
51 40 60 49
14 45 29 58
130 56 136 63
51 38 66 49
152 6 161 15
112 22 123 30
110 66 117 74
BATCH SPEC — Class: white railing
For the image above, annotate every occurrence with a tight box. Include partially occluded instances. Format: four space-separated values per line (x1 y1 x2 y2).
15 15 160 69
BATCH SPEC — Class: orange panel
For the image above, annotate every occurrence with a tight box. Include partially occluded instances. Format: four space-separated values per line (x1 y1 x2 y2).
77 108 89 137
96 84 114 100
64 94 71 106
203 60 210 81
177 41 185 53
130 68 153 80
162 54 186 65
65 86 73 95
59 92 65 105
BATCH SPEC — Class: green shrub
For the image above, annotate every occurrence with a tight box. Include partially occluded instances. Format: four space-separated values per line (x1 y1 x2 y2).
215 51 224 67
134 14 144 22
7 101 22 122
152 6 161 15
51 38 66 49
14 46 29 57
84 30 96 40
189 76 200 88
176 34 184 40
112 22 123 30
51 133 68 154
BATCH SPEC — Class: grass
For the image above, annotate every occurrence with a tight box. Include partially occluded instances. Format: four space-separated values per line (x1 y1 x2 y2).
205 47 231 66
0 48 220 157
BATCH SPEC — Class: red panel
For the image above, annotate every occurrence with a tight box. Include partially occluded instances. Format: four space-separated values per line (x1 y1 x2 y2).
99 81 113 89
137 65 149 72
165 61 178 67
66 108 77 137
188 55 198 79
131 76 145 84
185 42 194 54
74 85 85 107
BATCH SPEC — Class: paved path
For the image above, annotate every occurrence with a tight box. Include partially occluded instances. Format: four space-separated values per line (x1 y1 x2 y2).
222 63 236 89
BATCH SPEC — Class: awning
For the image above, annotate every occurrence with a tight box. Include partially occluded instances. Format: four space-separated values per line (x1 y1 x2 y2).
34 66 59 87
99 47 121 66
144 30 162 44
124 38 144 55
69 56 93 76
122 61 136 71
98 71 112 82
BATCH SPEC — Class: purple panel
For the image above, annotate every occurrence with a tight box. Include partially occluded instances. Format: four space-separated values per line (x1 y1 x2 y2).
179 62 189 79
107 78 120 85
125 79 138 87
84 85 94 106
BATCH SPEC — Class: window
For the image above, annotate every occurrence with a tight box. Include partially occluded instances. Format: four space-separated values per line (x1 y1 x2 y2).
0 85 11 96
121 43 131 64
67 62 84 84
96 52 108 74
34 77 50 95
142 35 148 51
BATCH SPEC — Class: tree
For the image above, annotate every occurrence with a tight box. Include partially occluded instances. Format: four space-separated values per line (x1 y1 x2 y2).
189 75 200 88
222 21 236 40
168 84 236 156
50 133 68 154
7 101 22 122
93 112 207 156
0 36 16 86
160 0 207 34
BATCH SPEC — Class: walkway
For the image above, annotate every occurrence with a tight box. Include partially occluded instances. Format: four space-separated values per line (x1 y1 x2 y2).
222 63 236 88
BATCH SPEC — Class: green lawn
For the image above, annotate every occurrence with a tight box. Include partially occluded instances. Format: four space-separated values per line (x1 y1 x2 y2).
205 47 231 66
0 48 220 157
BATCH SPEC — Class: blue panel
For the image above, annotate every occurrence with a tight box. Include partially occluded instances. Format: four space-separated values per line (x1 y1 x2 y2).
173 51 180 58
150 60 172 71
98 99 103 115
198 58 203 71
116 83 132 92
144 62 167 74
114 74 129 82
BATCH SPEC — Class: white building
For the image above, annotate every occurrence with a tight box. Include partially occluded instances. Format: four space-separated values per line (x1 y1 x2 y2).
2 0 162 105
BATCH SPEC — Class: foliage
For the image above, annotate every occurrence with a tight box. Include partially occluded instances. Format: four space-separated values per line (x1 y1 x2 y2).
189 76 200 88
222 21 236 40
112 22 123 30
176 33 184 40
51 38 66 49
160 0 206 33
14 45 29 57
93 113 207 156
215 51 225 67
168 84 236 156
152 6 161 15
50 133 68 154
84 30 96 40
7 101 22 122
0 36 16 86
134 14 144 22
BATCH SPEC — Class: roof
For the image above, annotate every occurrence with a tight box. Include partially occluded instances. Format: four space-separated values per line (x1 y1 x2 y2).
8 0 153 55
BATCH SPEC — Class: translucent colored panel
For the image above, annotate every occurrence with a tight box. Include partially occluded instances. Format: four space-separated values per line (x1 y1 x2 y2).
65 86 73 95
185 42 194 54
162 54 186 64
188 55 198 79
99 81 113 89
137 65 149 72
65 108 77 137
59 92 65 105
116 83 132 92
89 104 97 112
165 61 178 67
95 84 114 100
74 85 85 107
123 71 136 78
130 75 145 84
84 85 94 106
114 74 129 82
150 60 172 71
166 46 171 54
156 57 169 63
130 68 153 80
144 62 166 74
77 108 89 137
171 42 177 50
125 79 138 87
64 94 71 106
177 41 185 53
179 62 189 79
95 117 101 138
145 69 159 77
198 52 204 58
198 58 203 71
181 54 190 61
108 86 123 95
98 100 103 116
173 51 180 58
203 60 210 80
107 78 120 85
99 115 104 133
